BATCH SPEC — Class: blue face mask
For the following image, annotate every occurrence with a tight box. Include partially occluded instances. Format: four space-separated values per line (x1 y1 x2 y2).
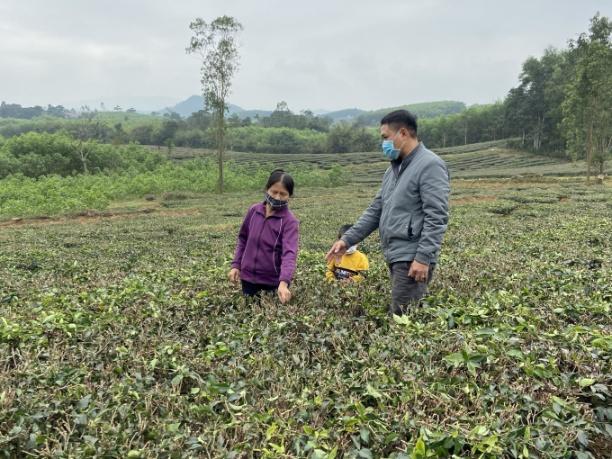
382 139 401 160
381 130 406 160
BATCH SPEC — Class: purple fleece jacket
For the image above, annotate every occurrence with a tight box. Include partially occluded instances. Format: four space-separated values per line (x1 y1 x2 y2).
231 202 299 286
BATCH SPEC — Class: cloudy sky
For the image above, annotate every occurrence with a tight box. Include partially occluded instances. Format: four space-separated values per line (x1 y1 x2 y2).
1 0 610 112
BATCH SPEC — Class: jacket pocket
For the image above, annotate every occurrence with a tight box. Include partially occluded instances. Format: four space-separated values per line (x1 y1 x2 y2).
405 214 413 240
385 214 412 243
409 214 424 241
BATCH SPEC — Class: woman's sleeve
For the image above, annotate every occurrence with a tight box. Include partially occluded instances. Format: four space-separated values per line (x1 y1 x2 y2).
231 207 253 270
279 218 299 285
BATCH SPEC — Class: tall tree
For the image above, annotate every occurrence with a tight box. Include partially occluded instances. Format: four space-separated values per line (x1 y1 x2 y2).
186 16 243 193
74 106 100 174
504 87 529 145
562 13 612 181
519 56 547 150
506 48 566 152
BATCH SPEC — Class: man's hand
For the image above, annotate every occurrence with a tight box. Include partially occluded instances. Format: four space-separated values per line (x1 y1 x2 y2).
228 268 240 283
278 281 292 304
408 261 429 283
325 239 347 263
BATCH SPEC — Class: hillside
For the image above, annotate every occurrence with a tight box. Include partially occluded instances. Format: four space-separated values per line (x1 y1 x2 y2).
162 139 601 180
355 101 467 125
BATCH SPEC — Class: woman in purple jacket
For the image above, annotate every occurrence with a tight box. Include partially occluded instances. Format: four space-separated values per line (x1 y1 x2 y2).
228 169 299 303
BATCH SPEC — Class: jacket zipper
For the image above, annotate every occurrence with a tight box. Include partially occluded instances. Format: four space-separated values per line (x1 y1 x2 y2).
253 211 278 279
383 148 421 250
383 167 401 245
253 214 267 278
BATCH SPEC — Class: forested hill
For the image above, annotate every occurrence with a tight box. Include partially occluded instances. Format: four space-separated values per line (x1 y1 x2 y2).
351 101 466 125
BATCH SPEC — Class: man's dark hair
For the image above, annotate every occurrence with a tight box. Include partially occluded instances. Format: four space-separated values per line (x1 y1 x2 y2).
338 224 352 239
265 169 294 196
380 109 418 138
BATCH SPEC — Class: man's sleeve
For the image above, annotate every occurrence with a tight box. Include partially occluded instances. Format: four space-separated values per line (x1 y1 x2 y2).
415 160 450 265
341 188 383 248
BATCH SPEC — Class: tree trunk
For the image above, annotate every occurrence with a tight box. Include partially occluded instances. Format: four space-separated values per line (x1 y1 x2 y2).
217 104 225 194
601 136 612 175
442 133 446 148
586 118 593 184
533 117 540 151
533 115 544 151
464 124 468 145
78 141 88 174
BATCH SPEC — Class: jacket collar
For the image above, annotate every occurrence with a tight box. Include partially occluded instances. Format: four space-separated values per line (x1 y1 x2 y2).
392 142 424 175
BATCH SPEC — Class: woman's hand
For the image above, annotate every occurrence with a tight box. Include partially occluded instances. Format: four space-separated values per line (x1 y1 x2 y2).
228 268 240 283
278 281 292 304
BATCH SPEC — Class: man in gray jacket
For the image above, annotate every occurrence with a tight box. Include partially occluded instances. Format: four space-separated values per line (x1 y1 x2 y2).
325 110 450 315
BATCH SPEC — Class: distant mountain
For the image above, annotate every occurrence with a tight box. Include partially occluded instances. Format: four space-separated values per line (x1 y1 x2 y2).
161 95 205 117
161 96 466 123
162 95 272 118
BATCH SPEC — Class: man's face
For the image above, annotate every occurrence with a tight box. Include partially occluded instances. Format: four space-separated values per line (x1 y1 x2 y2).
380 124 404 147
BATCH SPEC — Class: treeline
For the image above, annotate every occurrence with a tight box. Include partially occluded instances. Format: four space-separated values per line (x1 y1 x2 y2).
355 101 467 126
0 112 378 155
0 132 165 179
502 14 611 173
0 102 140 119
410 15 611 172
0 102 73 119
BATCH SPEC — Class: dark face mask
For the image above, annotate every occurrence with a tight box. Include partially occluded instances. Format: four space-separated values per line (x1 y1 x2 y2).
265 192 288 209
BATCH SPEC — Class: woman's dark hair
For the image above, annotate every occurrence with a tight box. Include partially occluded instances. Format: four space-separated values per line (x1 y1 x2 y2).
380 109 418 138
338 224 352 239
265 169 294 196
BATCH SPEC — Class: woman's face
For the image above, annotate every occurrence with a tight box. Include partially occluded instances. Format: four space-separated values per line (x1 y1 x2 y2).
267 182 290 201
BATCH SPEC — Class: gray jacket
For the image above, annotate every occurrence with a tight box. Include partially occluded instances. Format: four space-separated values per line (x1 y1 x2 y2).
342 143 450 265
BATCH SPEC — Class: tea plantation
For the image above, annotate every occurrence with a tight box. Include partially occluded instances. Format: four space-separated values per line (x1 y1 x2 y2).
0 178 610 457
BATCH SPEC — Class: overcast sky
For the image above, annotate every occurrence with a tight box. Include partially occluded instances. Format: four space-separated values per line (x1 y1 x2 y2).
1 0 610 112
